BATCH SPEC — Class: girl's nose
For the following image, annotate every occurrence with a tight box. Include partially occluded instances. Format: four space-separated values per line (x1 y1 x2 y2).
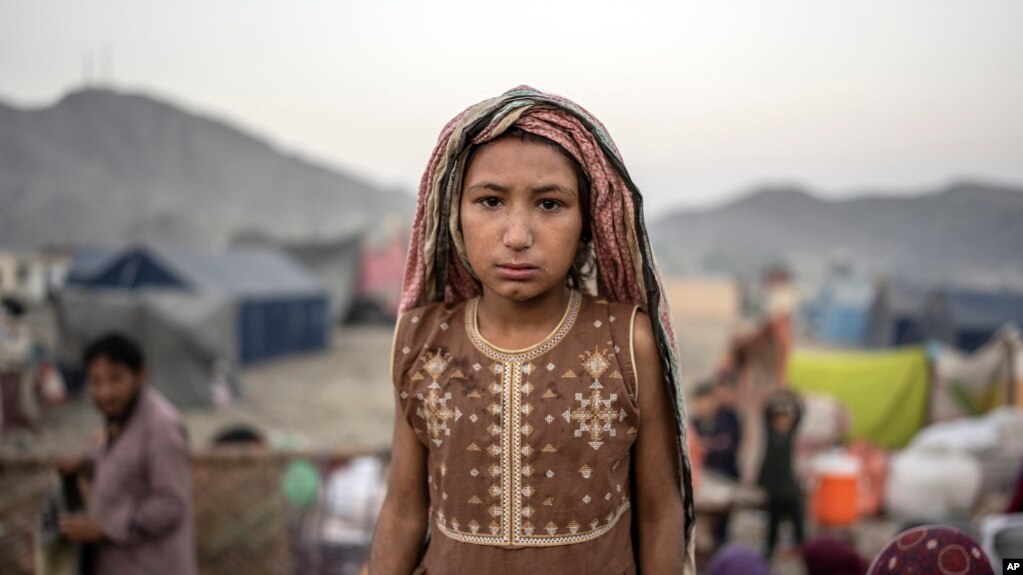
502 210 533 250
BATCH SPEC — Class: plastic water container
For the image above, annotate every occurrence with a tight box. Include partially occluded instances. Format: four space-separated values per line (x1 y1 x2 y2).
811 451 861 527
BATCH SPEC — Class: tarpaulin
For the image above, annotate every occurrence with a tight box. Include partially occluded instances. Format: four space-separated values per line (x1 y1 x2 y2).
788 347 929 448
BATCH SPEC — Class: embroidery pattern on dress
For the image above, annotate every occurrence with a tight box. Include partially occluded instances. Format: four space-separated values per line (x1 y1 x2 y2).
564 347 628 451
415 350 462 447
432 292 632 547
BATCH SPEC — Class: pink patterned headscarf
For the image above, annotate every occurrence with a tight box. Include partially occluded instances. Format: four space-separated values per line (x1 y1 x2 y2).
399 86 695 572
868 525 994 575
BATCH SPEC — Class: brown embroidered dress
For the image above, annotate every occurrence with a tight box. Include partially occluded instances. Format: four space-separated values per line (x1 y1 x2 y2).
393 290 644 574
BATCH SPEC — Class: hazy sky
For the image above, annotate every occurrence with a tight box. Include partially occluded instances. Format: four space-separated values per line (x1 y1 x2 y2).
2 0 1022 214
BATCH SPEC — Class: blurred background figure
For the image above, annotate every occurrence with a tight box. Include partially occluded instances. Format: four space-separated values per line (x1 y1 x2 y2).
211 423 266 447
58 333 196 575
1 297 41 434
1010 461 1023 514
802 535 868 575
759 388 805 559
692 379 742 549
705 543 773 575
867 525 994 575
711 375 743 482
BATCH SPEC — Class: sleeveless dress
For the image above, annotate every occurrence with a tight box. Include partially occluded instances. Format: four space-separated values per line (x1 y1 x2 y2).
392 290 644 574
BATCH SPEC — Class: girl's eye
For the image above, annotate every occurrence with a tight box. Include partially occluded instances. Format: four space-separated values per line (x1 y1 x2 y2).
538 199 563 211
478 197 502 208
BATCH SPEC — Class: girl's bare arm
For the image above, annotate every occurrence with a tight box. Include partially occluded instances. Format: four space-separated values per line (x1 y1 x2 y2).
632 312 686 574
368 395 430 574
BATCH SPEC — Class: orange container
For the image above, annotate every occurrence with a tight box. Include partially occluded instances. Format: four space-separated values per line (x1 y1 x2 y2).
811 452 861 527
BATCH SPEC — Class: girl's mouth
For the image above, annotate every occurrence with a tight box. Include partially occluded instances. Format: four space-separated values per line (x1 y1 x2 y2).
496 264 539 280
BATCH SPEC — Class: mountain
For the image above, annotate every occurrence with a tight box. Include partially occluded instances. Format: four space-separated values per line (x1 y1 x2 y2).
0 88 414 249
4 88 1019 287
649 181 1023 285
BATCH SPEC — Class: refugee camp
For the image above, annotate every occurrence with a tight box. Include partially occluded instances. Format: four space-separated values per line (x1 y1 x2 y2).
2 2 1023 574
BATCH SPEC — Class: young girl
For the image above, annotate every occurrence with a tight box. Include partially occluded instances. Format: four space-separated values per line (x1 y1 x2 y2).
368 87 695 574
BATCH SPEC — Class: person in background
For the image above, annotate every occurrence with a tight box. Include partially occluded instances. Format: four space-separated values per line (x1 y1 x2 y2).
691 382 718 438
711 374 742 481
1008 459 1023 513
1 297 40 432
705 543 773 575
758 388 805 559
692 378 742 548
58 333 196 575
867 525 994 575
803 535 867 575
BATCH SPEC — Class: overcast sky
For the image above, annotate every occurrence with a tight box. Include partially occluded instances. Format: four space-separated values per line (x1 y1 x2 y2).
2 0 1022 214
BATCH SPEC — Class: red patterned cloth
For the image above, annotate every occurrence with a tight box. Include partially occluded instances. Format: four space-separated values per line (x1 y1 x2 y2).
867 525 994 575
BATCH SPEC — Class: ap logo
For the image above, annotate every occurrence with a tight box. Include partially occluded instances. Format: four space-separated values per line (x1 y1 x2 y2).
1006 560 1021 571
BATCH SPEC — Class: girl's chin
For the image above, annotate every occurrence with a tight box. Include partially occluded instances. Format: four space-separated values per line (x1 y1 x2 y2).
483 282 568 303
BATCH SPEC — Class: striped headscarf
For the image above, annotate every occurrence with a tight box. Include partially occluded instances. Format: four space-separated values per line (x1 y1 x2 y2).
399 85 695 572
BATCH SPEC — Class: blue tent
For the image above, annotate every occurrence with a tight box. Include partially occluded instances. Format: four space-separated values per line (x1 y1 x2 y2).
67 245 329 365
807 267 875 347
64 246 118 284
922 290 1023 353
866 281 930 348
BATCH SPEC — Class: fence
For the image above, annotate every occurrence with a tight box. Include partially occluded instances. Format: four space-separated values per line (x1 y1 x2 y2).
0 447 385 575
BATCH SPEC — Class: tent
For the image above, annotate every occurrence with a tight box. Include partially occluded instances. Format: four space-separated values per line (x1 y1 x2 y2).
56 289 234 407
921 289 1023 353
66 245 329 365
282 238 361 324
233 234 362 324
805 265 875 347
865 281 930 348
787 347 930 448
64 247 118 285
59 245 329 406
929 326 1023 421
357 229 407 320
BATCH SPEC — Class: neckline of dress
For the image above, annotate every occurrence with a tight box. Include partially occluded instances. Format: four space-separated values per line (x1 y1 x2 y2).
465 290 582 361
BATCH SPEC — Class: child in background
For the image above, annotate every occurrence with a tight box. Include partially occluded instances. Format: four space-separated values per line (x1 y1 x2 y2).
692 380 741 548
711 375 742 481
758 388 804 559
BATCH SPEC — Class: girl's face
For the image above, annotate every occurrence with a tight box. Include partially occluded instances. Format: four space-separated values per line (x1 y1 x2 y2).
460 137 584 303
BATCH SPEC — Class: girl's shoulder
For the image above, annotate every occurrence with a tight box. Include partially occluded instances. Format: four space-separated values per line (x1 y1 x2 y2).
579 293 644 329
390 299 468 380
395 299 467 340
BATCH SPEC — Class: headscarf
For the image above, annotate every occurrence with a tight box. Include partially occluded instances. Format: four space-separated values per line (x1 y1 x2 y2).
399 86 695 572
705 544 772 575
804 536 868 575
868 525 995 575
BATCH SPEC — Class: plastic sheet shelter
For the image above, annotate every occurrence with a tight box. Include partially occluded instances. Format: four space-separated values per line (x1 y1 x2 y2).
787 347 930 448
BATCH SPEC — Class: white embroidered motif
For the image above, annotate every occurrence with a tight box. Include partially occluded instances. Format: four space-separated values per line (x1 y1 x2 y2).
570 389 624 451
416 350 462 447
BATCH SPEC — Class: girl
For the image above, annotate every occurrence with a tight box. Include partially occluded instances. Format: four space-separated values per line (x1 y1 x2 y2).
368 87 695 574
